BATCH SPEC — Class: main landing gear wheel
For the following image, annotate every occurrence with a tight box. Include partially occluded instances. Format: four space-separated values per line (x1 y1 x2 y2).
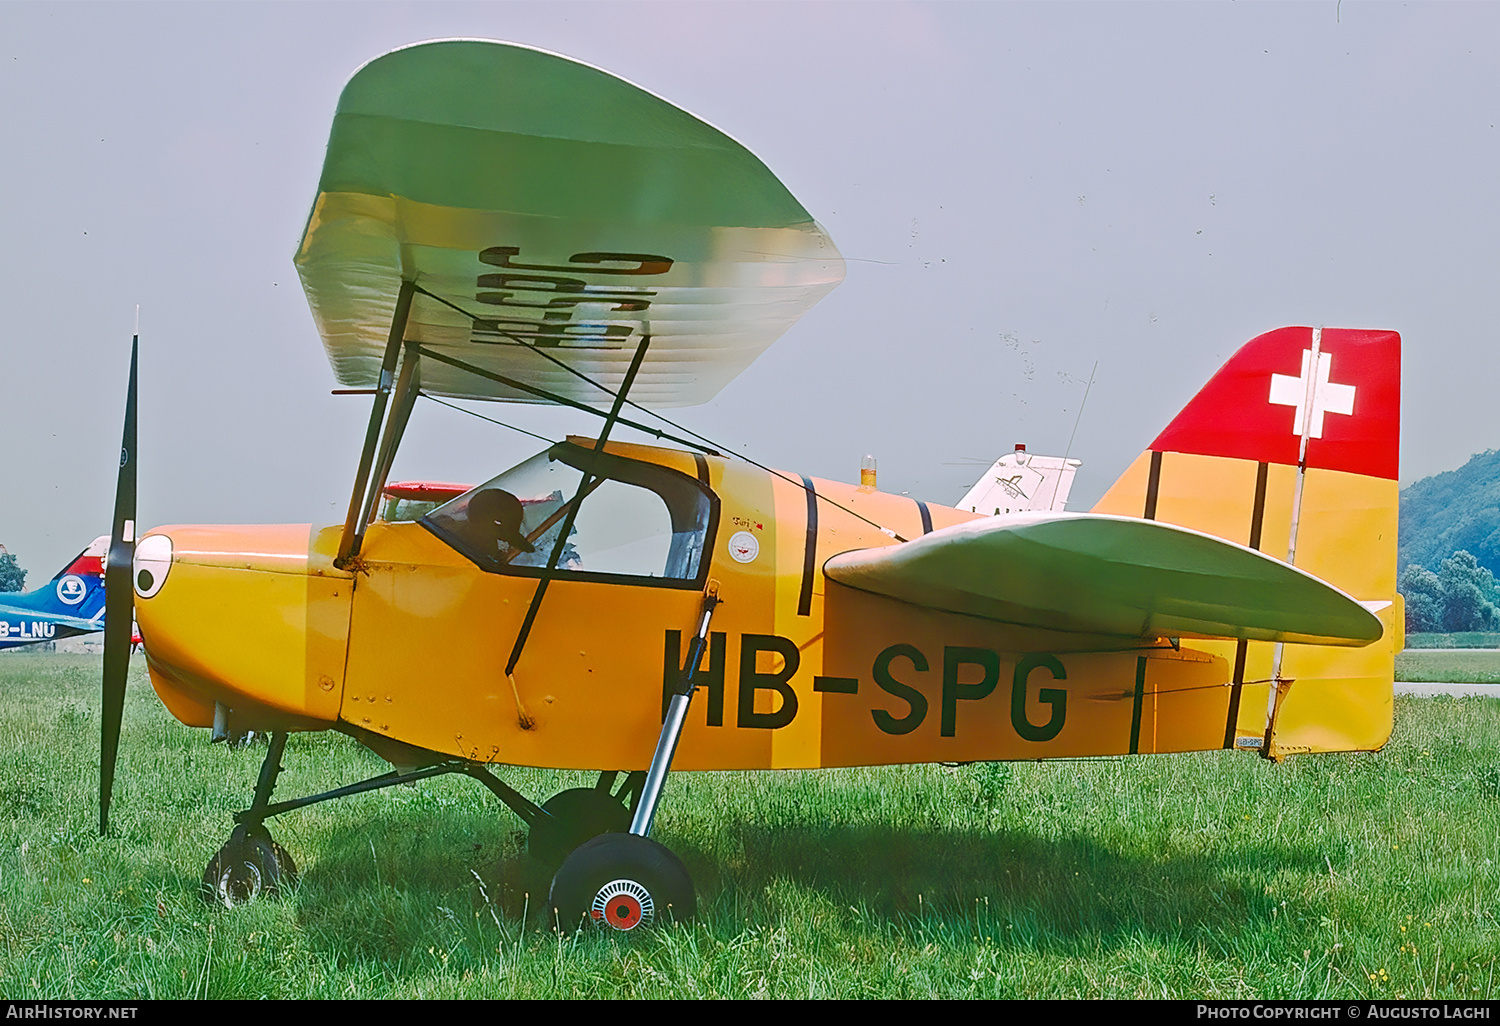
548 833 695 934
200 825 298 908
527 787 632 872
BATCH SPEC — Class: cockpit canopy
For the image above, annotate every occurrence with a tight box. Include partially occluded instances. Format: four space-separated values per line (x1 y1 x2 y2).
422 442 716 587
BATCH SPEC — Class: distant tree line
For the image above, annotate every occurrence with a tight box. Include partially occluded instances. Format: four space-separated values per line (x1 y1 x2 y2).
0 552 24 593
1395 449 1500 632
1400 449 1500 582
1399 550 1500 633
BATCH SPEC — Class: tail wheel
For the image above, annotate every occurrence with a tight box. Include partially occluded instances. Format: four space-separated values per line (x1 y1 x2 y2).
548 833 694 933
200 826 298 907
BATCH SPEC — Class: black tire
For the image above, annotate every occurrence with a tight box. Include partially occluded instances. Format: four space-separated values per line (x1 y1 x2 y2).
528 787 632 872
269 840 298 889
548 833 695 933
200 826 297 907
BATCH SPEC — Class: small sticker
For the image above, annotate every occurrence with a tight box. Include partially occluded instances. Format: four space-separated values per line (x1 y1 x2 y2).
1235 736 1264 749
56 575 88 606
728 530 759 563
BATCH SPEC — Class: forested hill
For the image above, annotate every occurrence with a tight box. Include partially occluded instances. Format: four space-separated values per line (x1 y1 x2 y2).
1400 449 1500 577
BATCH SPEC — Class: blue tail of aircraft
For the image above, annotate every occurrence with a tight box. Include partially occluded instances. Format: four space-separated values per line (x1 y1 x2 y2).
0 537 110 649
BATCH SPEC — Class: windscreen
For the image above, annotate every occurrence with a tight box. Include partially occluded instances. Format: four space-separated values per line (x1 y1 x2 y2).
422 443 714 585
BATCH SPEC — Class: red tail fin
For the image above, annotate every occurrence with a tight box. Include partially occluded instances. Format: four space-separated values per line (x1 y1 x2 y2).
1150 326 1399 479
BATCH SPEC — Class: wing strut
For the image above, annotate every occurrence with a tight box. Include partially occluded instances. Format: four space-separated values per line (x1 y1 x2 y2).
360 341 423 532
500 336 652 709
336 280 415 567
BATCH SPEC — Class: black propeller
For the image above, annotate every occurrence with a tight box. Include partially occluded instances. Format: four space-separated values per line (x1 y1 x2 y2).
100 335 137 836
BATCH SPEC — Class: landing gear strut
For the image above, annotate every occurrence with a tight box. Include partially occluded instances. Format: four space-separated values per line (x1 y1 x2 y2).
199 729 645 909
201 732 297 907
547 586 718 932
205 583 713 924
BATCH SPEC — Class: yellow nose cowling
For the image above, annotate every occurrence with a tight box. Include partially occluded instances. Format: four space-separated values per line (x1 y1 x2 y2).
133 524 353 732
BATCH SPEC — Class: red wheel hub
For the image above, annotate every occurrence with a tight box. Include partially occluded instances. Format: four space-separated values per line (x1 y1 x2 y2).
604 895 641 929
590 879 654 931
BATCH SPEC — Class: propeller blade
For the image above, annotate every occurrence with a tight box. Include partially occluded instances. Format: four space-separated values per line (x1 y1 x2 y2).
100 335 138 836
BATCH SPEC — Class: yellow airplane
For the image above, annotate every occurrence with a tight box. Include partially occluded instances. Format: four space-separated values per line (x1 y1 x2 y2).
99 40 1402 933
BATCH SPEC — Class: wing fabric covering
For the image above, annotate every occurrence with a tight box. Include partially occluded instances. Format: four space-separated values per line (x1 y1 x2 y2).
823 513 1382 647
296 40 845 407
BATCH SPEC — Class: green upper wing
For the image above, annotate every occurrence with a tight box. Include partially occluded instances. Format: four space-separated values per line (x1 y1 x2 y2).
823 513 1383 648
296 40 844 407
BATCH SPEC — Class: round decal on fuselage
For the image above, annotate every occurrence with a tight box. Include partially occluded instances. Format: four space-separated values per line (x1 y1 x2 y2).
728 530 759 563
56 575 88 605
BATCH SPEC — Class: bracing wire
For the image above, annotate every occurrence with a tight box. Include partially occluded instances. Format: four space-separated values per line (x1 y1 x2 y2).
411 283 911 541
1044 359 1098 510
419 393 555 444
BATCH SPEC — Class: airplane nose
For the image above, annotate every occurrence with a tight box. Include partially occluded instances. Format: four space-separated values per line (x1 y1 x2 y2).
133 534 172 598
132 524 351 732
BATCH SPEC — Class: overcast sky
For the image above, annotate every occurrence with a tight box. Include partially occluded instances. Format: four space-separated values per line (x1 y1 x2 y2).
2 1 1496 578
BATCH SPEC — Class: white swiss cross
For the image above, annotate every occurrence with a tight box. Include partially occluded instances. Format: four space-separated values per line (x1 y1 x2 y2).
1268 349 1356 439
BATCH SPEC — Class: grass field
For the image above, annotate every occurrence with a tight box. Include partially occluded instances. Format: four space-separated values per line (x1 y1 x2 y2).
1 653 1498 999
1405 633 1500 650
1397 648 1500 684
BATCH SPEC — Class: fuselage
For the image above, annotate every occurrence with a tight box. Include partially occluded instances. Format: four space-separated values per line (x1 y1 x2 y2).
134 437 1398 770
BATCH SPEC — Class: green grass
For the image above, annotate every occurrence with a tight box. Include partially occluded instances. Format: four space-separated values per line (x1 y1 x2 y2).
1 653 1499 998
1396 649 1500 684
1405 632 1500 650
